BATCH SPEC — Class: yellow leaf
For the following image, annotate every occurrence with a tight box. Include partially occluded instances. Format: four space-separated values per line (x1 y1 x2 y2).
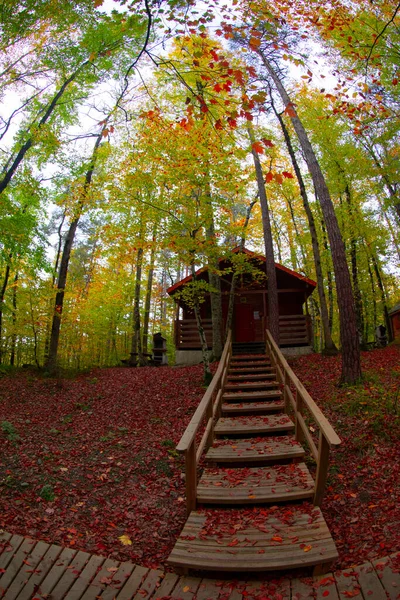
119 535 132 546
183 586 190 592
303 544 312 552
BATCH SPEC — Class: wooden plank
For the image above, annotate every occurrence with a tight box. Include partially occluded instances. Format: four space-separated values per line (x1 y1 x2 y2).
116 565 149 600
334 568 361 600
0 535 25 571
167 508 338 572
214 414 294 436
133 569 163 600
225 381 279 390
314 574 339 600
221 400 284 415
0 538 37 592
15 544 63 600
205 435 305 464
3 540 49 600
291 578 315 599
152 572 180 599
197 463 314 505
354 561 386 600
33 547 77 598
372 554 400 600
227 373 276 381
169 575 201 599
223 390 282 402
80 557 121 600
195 578 221 600
98 561 135 599
49 550 90 599
244 577 290 599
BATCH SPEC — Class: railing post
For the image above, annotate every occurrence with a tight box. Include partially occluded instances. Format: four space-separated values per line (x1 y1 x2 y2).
314 431 330 506
185 441 197 516
283 371 290 414
295 389 305 443
205 394 214 450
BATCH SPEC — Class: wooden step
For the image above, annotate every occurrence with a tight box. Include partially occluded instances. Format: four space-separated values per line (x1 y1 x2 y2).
221 401 284 415
215 414 295 436
229 366 275 374
205 435 305 464
230 354 266 360
223 390 282 402
197 463 315 504
230 361 271 368
167 505 338 572
227 373 276 381
225 381 279 391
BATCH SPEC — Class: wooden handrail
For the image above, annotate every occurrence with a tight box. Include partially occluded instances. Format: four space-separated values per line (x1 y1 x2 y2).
266 329 341 506
266 331 340 447
176 331 232 514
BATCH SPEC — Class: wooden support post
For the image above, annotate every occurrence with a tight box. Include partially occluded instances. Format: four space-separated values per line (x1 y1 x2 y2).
205 395 214 450
185 441 197 516
314 431 330 506
283 371 290 415
295 390 305 443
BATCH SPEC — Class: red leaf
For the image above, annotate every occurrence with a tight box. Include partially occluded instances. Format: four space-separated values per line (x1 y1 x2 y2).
252 141 264 154
282 171 294 179
265 172 274 183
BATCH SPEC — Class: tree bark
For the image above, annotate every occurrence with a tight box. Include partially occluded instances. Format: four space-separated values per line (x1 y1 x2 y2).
226 200 257 337
0 261 11 364
10 271 18 366
344 183 364 346
143 232 157 356
247 121 280 344
0 61 89 196
260 51 360 383
191 261 212 385
45 125 105 371
130 241 146 366
274 105 338 354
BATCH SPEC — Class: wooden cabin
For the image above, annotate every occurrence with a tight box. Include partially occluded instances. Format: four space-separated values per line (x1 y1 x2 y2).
167 248 316 363
389 303 400 342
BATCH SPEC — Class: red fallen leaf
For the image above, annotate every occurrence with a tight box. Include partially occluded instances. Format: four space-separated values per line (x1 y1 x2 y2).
100 577 113 584
271 536 283 542
228 538 239 546
343 590 360 597
322 592 330 597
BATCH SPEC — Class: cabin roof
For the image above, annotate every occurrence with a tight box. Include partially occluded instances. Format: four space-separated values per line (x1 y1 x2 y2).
389 303 400 316
166 246 317 295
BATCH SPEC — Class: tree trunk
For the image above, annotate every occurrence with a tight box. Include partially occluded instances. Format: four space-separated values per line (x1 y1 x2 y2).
130 243 146 366
191 262 212 385
344 183 364 346
10 271 18 366
45 125 105 371
274 105 338 354
143 232 157 356
226 200 257 337
0 62 89 196
259 51 360 383
370 252 393 341
247 121 280 344
204 187 223 360
0 261 11 364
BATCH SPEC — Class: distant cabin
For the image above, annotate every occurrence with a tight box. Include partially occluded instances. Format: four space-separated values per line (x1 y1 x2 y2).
389 303 400 342
167 247 316 365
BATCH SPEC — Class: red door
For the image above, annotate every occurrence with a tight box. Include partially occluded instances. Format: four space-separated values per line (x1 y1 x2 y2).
235 303 255 342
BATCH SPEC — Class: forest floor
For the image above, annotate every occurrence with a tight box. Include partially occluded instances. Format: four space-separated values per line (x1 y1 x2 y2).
0 346 399 571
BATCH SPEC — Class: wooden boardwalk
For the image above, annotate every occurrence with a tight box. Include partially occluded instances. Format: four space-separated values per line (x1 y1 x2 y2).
1 530 399 599
167 335 341 574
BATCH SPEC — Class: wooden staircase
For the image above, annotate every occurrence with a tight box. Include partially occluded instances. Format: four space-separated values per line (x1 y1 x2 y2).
167 334 341 574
